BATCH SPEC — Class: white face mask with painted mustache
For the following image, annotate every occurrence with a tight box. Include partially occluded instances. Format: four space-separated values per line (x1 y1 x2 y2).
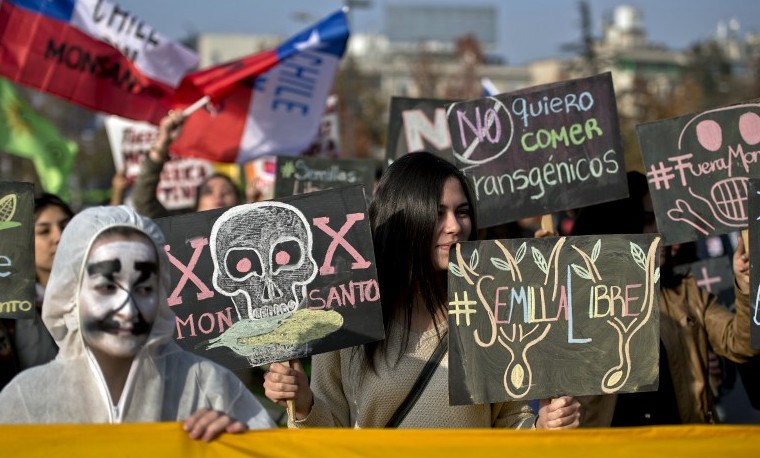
78 239 160 360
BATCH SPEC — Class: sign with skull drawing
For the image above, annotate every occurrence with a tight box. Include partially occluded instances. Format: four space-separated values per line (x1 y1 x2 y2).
637 99 760 246
156 185 383 369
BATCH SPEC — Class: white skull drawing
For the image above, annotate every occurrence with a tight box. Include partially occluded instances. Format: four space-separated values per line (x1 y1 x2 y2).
670 104 760 233
210 202 317 321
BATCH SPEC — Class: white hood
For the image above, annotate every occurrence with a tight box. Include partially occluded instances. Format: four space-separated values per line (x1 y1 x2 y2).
43 205 176 361
0 206 275 428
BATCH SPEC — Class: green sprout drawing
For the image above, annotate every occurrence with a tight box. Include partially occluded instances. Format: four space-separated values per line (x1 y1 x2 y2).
0 194 21 231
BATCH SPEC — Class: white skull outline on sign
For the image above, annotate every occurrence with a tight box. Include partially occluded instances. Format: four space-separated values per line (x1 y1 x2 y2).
209 201 318 321
667 103 760 236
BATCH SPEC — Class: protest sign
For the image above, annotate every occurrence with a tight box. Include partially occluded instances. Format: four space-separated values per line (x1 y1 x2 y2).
105 116 215 211
448 234 660 404
637 99 760 245
0 182 35 318
386 97 457 164
446 72 627 228
300 94 342 158
242 156 276 202
155 185 383 369
274 156 376 199
674 255 735 309
749 179 760 347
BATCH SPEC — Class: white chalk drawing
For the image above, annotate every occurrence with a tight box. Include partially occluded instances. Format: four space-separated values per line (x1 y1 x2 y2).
446 96 514 168
207 201 342 365
753 190 760 327
0 194 21 231
600 240 660 393
662 104 760 235
449 236 660 399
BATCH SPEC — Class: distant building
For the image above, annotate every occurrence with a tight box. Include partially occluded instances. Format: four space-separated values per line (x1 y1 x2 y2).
385 4 497 53
188 4 758 159
195 34 281 67
561 5 688 118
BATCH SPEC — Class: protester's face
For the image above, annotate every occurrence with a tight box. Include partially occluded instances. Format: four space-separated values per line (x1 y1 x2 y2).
79 235 159 360
432 177 472 271
196 177 238 211
35 205 71 277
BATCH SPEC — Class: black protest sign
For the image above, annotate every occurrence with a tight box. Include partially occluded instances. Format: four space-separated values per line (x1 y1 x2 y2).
156 185 383 369
386 97 457 164
446 72 627 228
749 179 760 348
674 255 735 309
637 99 760 246
0 182 35 318
448 234 660 404
273 156 376 199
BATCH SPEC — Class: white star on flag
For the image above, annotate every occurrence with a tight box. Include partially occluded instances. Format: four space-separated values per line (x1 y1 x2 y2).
294 29 322 51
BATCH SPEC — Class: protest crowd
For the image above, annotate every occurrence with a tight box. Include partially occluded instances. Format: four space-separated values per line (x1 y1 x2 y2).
0 0 759 455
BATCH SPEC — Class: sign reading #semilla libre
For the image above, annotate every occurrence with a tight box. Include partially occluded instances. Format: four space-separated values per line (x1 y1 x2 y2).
448 234 660 404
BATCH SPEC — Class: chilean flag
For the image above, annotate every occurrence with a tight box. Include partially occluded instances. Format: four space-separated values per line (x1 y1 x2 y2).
481 77 499 97
170 8 349 164
0 0 198 124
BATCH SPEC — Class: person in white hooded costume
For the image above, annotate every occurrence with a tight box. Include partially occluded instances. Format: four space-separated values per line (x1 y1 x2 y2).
0 206 275 440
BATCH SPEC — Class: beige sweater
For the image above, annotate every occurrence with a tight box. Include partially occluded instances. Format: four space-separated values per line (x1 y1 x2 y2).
293 322 536 428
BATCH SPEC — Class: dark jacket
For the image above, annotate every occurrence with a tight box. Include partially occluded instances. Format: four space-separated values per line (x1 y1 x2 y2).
580 275 758 425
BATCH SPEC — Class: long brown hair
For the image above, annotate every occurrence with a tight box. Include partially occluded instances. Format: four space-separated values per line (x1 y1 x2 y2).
364 152 477 370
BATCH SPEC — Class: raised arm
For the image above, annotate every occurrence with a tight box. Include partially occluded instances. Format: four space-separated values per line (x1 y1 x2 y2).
131 111 185 218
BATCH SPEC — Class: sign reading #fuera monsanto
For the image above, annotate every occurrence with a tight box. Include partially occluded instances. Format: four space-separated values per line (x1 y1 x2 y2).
637 99 760 246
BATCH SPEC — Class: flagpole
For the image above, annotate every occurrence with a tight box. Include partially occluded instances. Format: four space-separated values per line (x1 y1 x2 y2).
182 95 210 116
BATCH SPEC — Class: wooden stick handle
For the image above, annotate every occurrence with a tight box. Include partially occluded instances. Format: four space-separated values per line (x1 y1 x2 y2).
286 360 296 422
742 229 749 254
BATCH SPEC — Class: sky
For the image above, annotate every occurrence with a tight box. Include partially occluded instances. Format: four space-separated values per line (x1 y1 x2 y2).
125 0 760 65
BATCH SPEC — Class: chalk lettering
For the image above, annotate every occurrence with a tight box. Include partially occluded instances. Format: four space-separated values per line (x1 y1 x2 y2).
402 108 452 151
664 144 760 189
0 255 11 278
472 149 619 200
512 92 595 128
456 106 502 147
520 118 604 152
175 307 234 339
0 301 33 314
308 279 380 309
165 238 215 306
313 214 371 275
293 160 358 183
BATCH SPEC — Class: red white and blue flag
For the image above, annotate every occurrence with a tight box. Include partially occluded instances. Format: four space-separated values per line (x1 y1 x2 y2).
170 8 350 164
0 0 198 124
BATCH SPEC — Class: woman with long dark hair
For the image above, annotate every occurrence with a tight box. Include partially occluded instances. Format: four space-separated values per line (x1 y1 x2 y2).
264 152 580 428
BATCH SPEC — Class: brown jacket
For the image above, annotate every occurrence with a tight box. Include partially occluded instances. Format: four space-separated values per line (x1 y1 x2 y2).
580 274 758 426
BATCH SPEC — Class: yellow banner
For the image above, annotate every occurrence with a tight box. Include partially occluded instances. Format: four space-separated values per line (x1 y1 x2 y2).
2 423 759 457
